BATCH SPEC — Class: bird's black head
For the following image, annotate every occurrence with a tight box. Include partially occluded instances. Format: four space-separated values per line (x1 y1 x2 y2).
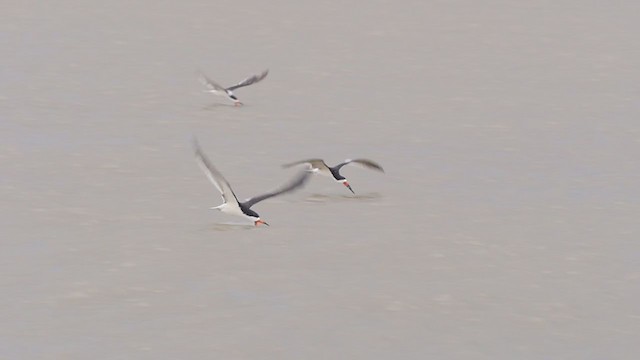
243 207 269 226
244 208 260 218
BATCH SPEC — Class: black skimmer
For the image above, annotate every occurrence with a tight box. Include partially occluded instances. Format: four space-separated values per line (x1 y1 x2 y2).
198 69 269 106
282 159 384 194
193 139 310 226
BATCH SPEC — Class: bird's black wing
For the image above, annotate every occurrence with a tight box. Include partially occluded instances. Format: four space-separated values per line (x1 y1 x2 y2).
334 159 385 172
198 71 226 92
243 170 311 208
226 69 269 91
193 138 241 204
281 158 329 170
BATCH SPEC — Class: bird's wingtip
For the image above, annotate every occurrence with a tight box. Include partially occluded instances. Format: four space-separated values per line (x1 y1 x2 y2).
191 136 203 155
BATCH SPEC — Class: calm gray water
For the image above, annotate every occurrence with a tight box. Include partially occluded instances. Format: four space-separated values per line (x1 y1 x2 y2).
1 1 639 359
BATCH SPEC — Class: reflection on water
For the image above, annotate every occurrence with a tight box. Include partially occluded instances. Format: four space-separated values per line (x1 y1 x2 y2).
201 103 236 111
304 192 383 203
203 223 256 232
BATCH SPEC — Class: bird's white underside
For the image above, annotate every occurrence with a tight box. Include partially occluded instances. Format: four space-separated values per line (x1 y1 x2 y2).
211 202 259 222
211 202 242 215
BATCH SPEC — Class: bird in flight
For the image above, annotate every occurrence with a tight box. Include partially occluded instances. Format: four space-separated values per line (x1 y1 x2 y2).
282 158 384 194
198 69 269 106
193 139 310 226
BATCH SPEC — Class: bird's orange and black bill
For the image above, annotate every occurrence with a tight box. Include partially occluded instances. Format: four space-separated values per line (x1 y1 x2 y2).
344 181 354 194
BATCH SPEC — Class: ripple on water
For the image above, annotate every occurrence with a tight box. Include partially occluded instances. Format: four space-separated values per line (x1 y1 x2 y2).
304 192 383 203
204 222 255 232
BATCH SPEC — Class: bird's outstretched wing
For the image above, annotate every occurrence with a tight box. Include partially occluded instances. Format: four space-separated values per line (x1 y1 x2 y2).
243 170 312 208
334 159 385 172
226 69 269 91
198 72 226 92
281 158 330 171
193 138 240 204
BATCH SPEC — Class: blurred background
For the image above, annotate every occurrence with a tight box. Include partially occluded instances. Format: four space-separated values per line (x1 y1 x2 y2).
1 1 639 358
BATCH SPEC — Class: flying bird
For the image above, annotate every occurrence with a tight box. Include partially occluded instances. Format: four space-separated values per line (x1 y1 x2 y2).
282 158 384 194
198 69 269 106
194 139 310 226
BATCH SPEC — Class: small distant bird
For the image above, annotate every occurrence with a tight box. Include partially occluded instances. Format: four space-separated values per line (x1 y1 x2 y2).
282 159 384 194
199 69 269 106
193 139 310 226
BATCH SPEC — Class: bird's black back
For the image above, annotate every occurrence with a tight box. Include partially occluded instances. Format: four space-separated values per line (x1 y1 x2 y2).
329 167 345 181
